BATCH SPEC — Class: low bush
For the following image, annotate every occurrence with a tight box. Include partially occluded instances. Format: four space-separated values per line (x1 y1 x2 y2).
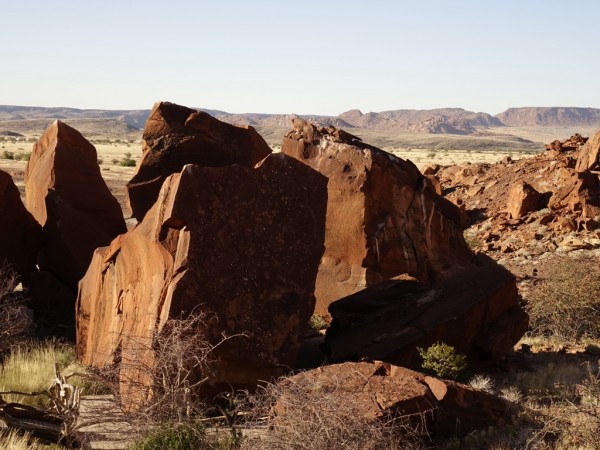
417 342 467 380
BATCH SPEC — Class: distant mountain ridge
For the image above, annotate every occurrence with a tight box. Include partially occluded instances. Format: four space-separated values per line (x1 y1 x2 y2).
495 107 600 127
1 105 600 138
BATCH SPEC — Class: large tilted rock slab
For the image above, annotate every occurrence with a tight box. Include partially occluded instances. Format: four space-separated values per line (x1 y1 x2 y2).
24 121 126 289
575 130 600 172
273 360 514 438
0 170 42 276
77 154 327 404
126 101 272 221
281 119 473 317
323 263 528 367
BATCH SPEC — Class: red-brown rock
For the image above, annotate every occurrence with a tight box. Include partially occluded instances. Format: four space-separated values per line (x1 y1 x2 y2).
505 181 542 219
274 360 513 437
77 154 327 406
0 170 42 276
281 119 473 317
126 102 272 221
323 263 528 367
24 121 126 289
576 130 600 172
548 170 600 221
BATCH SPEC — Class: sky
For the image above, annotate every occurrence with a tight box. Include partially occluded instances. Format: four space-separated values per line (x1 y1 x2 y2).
1 1 599 115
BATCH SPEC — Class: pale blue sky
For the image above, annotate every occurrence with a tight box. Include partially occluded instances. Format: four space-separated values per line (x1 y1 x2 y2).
1 1 598 115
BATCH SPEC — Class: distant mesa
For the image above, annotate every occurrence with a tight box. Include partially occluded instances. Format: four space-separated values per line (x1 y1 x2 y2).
496 107 600 127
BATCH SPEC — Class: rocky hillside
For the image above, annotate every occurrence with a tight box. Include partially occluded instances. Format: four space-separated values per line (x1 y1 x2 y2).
496 107 600 127
2 105 600 140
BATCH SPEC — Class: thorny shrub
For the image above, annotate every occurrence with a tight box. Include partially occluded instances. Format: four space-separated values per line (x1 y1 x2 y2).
0 264 33 355
526 255 600 341
240 371 426 450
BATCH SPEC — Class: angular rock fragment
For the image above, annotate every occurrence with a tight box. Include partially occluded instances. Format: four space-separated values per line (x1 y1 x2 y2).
272 360 513 438
505 181 542 219
281 119 473 317
0 170 42 276
576 130 600 172
323 263 528 367
126 102 272 220
77 154 327 406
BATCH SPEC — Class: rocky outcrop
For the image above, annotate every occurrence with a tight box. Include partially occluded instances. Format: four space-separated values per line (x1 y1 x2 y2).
24 121 126 289
126 102 272 221
436 132 600 256
77 154 327 406
505 182 542 219
576 130 600 172
281 119 473 317
545 133 587 158
548 170 600 220
323 263 528 367
0 170 42 276
274 360 514 437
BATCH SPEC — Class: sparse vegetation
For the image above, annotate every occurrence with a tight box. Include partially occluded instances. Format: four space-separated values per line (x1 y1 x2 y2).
118 152 137 167
526 255 600 341
417 342 467 380
0 265 33 355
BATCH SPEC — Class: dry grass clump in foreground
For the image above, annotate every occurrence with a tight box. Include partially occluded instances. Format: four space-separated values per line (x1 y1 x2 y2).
240 372 425 450
0 341 81 406
0 429 64 450
446 349 600 449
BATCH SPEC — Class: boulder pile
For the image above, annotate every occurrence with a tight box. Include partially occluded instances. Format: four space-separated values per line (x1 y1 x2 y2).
436 132 600 256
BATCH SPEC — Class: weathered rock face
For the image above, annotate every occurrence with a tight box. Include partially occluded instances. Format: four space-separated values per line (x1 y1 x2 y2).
548 170 600 221
126 102 273 221
323 263 528 367
24 121 126 289
77 154 327 404
576 130 600 172
274 360 514 437
281 119 473 317
505 182 542 219
0 170 42 276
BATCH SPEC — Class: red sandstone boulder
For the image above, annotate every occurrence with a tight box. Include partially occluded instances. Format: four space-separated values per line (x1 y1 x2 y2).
0 170 42 276
505 181 542 219
323 263 528 367
281 119 473 317
24 121 126 289
545 133 587 158
576 130 600 172
273 360 513 437
548 170 600 221
126 102 272 221
77 154 327 405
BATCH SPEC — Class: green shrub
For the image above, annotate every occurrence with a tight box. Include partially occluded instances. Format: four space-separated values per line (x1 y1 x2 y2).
417 342 467 380
308 314 328 331
2 150 14 159
127 422 239 450
119 152 136 167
